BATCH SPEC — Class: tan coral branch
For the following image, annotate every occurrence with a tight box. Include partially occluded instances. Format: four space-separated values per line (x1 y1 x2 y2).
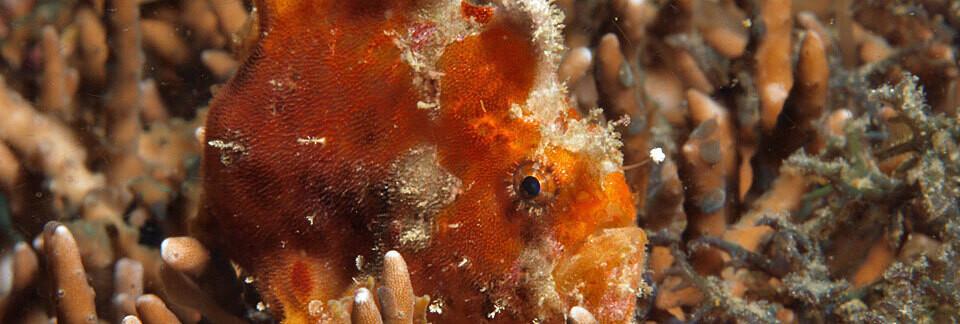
121 315 143 324
42 222 98 324
353 288 384 324
201 50 239 81
106 0 144 188
40 25 72 120
160 237 209 277
0 78 104 206
114 258 144 321
135 294 182 324
75 7 108 87
208 0 248 46
596 34 637 118
182 1 227 49
141 19 190 66
559 47 592 85
794 30 829 153
380 250 414 324
755 0 794 132
140 79 169 123
0 242 39 318
682 89 736 238
0 142 20 194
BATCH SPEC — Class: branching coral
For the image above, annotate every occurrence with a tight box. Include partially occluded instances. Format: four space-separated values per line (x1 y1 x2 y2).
579 0 960 322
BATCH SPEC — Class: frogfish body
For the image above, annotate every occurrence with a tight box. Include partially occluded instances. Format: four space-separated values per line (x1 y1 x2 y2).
200 0 647 322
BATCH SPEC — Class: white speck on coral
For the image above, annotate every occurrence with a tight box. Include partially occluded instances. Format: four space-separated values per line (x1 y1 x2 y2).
383 250 400 259
650 147 666 164
763 83 788 105
194 126 205 144
354 288 372 304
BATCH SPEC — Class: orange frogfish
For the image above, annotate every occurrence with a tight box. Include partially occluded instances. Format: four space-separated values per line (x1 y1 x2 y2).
200 0 647 322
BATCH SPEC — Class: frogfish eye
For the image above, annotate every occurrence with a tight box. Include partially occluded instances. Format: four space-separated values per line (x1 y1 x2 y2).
520 176 541 198
513 161 556 205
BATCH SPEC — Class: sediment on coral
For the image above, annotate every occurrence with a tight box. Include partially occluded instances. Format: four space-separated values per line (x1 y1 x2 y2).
0 0 957 323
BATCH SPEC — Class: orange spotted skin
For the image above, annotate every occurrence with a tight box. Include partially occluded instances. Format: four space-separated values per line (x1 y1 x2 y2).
201 0 645 323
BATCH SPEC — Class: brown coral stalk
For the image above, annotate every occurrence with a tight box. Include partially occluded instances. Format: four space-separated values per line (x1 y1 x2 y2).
42 222 98 324
200 50 239 81
0 142 20 194
795 30 829 120
694 0 748 59
755 0 794 132
558 47 592 85
674 48 714 94
0 242 39 318
208 0 248 44
76 7 108 87
380 250 414 324
114 258 144 321
141 19 190 66
105 0 144 188
140 79 169 123
182 0 227 49
596 34 638 118
794 30 829 153
160 237 209 277
158 262 243 323
353 288 384 324
682 89 736 238
40 26 72 120
0 78 104 206
135 294 181 324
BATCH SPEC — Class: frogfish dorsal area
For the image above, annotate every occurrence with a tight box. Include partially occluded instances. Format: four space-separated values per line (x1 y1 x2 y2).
201 0 647 322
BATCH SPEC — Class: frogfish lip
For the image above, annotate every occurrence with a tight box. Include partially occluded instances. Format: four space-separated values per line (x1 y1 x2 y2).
553 226 648 322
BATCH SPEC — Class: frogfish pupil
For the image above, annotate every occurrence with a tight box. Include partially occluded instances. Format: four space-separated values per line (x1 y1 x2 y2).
520 175 541 198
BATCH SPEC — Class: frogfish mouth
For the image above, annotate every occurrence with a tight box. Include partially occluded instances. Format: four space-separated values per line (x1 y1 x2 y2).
200 0 648 322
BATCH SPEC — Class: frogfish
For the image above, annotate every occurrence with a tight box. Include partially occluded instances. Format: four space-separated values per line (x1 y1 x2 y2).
200 0 648 322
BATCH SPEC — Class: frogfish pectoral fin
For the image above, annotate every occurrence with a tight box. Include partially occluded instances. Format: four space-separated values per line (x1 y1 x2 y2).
554 227 648 323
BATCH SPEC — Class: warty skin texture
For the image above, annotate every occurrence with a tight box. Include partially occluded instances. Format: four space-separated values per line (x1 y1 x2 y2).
200 0 646 322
